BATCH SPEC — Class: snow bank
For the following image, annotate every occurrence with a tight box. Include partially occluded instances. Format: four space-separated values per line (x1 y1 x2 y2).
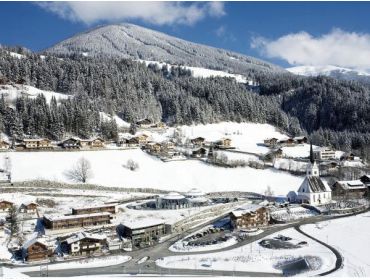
99 112 130 128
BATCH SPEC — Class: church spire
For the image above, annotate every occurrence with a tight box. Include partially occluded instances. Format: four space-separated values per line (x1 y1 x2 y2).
310 143 314 164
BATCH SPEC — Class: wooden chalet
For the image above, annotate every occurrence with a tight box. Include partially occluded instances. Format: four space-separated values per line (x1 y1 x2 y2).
190 137 205 147
72 204 116 215
43 212 112 230
332 180 367 199
60 137 81 149
22 239 53 262
214 138 232 149
145 142 162 153
19 202 39 214
278 138 295 146
0 140 10 150
136 118 153 128
293 136 308 144
230 205 270 229
263 137 278 147
89 137 105 148
18 138 54 150
60 232 107 256
0 200 14 212
191 147 207 158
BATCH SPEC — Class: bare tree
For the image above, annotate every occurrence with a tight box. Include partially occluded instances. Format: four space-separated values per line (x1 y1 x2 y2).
125 159 139 171
64 157 93 183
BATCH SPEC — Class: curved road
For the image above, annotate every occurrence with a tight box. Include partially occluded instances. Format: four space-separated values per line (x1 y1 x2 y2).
23 207 369 277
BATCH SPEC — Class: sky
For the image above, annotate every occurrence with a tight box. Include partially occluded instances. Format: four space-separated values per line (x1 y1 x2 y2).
1 1 370 70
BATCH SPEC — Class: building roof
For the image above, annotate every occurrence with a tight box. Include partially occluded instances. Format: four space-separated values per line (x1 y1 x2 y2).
230 204 265 218
161 192 185 200
65 232 106 245
293 136 307 140
184 188 205 197
336 180 366 190
44 212 112 222
72 204 117 211
299 176 331 193
22 236 51 249
121 219 165 230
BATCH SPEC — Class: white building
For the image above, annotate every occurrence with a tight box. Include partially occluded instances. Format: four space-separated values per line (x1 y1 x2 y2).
184 188 209 206
155 192 188 209
313 147 336 160
295 146 332 205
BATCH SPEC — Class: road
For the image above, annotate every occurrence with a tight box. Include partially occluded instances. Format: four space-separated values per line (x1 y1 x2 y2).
22 208 368 277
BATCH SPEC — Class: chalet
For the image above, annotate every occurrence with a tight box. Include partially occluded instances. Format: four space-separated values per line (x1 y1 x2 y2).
145 142 162 154
230 204 270 229
19 202 39 214
214 138 232 149
136 134 150 145
0 140 10 150
89 137 105 149
119 220 166 248
60 137 80 149
136 118 153 128
278 138 295 146
293 136 308 145
60 232 107 256
191 147 207 158
313 147 336 161
340 152 361 161
0 200 13 212
126 137 140 147
22 238 54 262
22 138 54 150
43 212 112 230
332 180 367 199
162 140 175 150
190 137 205 147
263 138 278 147
296 145 332 205
72 204 116 215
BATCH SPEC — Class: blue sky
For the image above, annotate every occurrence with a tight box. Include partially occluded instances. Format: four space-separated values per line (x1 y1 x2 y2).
1 1 370 69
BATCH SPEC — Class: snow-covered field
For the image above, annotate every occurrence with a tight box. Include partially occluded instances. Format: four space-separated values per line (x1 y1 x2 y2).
157 228 336 276
0 84 70 104
301 213 370 277
4 148 302 194
14 255 131 272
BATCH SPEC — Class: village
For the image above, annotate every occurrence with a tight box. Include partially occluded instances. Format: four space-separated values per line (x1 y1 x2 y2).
0 120 369 277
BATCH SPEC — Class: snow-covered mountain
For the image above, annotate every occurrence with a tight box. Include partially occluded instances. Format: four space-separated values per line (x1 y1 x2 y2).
45 23 285 75
287 65 370 84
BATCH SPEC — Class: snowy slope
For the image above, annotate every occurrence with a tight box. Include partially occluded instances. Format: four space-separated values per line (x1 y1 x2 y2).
0 84 71 104
138 60 253 84
301 214 370 277
46 23 285 76
99 112 130 128
287 65 370 83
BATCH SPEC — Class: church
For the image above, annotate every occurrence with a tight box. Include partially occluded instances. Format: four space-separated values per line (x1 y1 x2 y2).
288 144 332 205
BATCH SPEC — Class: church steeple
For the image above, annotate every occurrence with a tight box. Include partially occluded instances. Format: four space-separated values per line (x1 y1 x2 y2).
307 142 319 176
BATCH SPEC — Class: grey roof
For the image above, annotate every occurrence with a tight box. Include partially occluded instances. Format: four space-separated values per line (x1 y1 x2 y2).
307 176 328 192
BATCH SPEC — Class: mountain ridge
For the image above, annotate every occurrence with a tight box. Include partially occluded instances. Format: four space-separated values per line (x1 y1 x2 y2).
45 23 286 76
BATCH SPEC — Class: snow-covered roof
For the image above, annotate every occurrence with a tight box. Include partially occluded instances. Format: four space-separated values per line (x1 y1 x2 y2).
65 232 106 244
121 219 165 230
231 204 265 217
184 188 205 197
337 180 366 190
22 236 51 249
187 197 208 203
299 176 331 193
162 192 185 200
72 204 117 211
44 212 112 221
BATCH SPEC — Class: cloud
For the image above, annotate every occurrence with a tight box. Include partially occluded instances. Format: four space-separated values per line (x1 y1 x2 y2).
214 25 236 42
215 25 226 37
251 29 370 71
37 1 226 26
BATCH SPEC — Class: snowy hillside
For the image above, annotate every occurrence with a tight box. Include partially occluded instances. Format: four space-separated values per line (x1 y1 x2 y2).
46 23 285 75
287 65 370 83
99 112 130 128
138 60 255 84
0 84 71 104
